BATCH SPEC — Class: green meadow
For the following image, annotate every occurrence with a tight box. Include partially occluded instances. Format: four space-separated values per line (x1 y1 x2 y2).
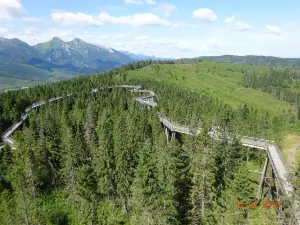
126 61 292 116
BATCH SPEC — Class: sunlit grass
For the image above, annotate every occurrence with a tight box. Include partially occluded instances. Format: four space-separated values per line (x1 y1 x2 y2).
126 62 292 116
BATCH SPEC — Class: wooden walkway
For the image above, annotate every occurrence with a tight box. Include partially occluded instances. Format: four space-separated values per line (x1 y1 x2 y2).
158 113 201 135
241 137 293 193
1 84 157 147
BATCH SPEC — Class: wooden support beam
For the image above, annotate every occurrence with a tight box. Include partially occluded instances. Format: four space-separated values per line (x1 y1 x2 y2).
171 132 176 142
165 127 169 144
257 157 269 200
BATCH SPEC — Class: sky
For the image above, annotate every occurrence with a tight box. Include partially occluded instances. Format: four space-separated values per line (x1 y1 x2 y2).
1 0 300 58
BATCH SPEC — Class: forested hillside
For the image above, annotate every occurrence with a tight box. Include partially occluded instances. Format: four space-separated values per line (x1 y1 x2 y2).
202 55 300 68
1 61 299 224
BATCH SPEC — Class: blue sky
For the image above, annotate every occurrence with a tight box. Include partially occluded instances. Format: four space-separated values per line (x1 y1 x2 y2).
1 0 300 58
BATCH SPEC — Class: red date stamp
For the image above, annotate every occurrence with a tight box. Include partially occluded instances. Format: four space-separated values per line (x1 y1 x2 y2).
235 200 280 209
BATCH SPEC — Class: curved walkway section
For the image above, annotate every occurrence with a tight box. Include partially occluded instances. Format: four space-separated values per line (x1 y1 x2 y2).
158 112 201 135
1 85 157 148
1 96 67 147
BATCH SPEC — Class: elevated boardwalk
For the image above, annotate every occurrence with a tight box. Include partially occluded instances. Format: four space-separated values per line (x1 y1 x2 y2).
241 137 293 194
135 98 157 108
157 112 299 223
31 100 46 109
1 94 67 146
1 85 156 146
158 112 201 135
103 85 143 90
1 84 299 224
131 89 156 96
156 114 294 200
49 96 63 103
100 85 157 108
2 120 25 140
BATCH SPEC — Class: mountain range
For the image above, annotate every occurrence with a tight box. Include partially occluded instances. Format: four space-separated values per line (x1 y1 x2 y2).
0 37 165 90
118 50 173 61
3 36 300 91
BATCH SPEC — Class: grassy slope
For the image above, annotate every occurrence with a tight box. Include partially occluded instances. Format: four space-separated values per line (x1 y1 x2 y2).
0 77 43 90
126 61 291 116
0 67 78 91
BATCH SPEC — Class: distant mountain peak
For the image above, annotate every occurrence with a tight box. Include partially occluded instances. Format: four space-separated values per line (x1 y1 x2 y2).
70 38 85 43
52 37 63 42
0 37 10 44
11 38 22 42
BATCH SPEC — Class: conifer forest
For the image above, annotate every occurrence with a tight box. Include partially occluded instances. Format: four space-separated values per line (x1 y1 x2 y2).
1 61 300 225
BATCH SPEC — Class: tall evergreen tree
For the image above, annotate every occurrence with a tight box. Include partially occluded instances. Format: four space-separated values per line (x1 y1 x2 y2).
188 127 217 225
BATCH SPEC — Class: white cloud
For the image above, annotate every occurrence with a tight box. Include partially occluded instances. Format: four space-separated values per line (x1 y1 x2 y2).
0 27 7 33
112 34 130 40
265 25 282 36
155 2 177 18
135 36 149 41
170 21 197 29
52 12 103 27
225 15 251 31
0 0 24 19
193 8 217 22
98 12 173 27
21 16 41 22
23 26 39 35
143 37 218 56
39 28 74 41
208 38 218 47
4 28 75 45
124 0 156 5
124 0 142 4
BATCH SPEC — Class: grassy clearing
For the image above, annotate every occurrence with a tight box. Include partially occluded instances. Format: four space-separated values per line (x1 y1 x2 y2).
0 69 78 91
126 62 292 116
0 76 43 91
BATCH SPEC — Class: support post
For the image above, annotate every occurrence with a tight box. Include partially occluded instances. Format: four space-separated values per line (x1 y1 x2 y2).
257 157 269 200
171 132 176 142
247 147 249 164
165 127 169 144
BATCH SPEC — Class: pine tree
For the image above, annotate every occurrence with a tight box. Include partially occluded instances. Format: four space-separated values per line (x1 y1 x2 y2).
95 110 116 199
59 113 77 190
155 133 178 224
84 103 97 151
10 128 46 225
130 139 169 225
188 127 217 225
113 111 134 213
